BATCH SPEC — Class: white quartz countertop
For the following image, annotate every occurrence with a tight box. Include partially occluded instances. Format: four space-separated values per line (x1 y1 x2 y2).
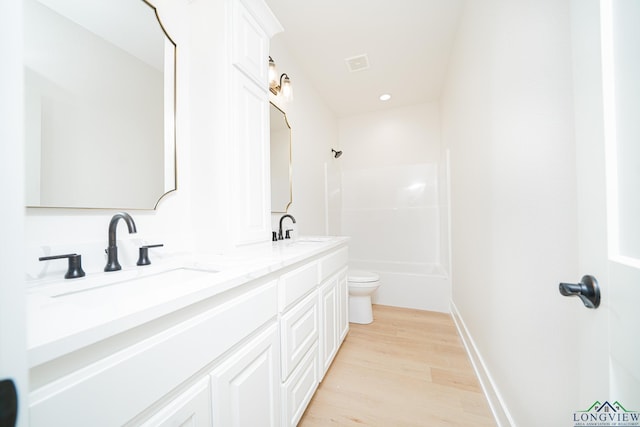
27 236 349 367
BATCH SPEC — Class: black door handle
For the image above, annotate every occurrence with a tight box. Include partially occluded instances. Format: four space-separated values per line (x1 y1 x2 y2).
559 275 601 309
0 378 18 427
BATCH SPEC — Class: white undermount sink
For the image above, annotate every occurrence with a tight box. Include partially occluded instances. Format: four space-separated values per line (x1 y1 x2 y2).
33 266 220 299
27 265 224 366
293 236 335 243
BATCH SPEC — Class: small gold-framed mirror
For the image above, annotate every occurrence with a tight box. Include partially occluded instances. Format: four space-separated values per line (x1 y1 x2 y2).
270 102 292 213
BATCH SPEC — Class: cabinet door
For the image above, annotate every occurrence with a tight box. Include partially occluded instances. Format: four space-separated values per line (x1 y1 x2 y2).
319 277 338 377
232 71 270 245
231 0 269 85
281 344 319 427
280 290 319 381
210 324 280 427
337 267 349 343
138 378 212 427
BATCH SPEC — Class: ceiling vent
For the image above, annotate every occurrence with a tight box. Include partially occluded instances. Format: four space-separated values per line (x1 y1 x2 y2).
345 54 370 72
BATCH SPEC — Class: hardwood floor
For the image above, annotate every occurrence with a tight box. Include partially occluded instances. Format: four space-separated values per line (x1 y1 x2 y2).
299 305 496 427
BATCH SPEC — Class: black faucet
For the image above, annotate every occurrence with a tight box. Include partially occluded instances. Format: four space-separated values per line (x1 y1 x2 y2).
104 212 137 272
278 214 296 240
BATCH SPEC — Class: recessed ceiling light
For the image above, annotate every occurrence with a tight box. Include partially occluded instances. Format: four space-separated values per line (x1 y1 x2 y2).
379 93 391 101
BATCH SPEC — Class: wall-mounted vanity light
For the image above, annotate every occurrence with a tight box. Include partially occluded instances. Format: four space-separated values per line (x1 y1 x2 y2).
331 149 343 158
268 56 293 100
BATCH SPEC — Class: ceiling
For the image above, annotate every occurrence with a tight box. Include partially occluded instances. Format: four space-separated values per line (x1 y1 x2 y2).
264 0 464 117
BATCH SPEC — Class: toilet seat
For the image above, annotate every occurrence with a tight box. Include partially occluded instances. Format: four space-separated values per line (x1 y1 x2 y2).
348 270 379 283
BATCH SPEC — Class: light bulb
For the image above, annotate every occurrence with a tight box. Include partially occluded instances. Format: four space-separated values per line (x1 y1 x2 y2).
268 57 278 88
281 75 293 100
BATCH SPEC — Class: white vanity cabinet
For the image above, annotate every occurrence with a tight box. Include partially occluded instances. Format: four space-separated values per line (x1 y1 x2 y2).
27 241 349 427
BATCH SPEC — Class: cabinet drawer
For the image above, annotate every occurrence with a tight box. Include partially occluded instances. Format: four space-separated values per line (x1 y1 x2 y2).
281 344 319 427
318 247 348 282
30 281 278 427
137 377 212 427
280 290 318 381
278 261 319 311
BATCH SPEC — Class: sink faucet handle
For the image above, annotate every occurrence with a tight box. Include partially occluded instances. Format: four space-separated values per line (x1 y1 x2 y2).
39 253 86 279
285 229 293 239
137 244 164 266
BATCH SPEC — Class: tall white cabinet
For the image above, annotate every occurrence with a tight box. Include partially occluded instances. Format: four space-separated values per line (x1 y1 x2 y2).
229 0 282 245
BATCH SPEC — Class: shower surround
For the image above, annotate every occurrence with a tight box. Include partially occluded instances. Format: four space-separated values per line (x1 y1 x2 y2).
341 163 449 312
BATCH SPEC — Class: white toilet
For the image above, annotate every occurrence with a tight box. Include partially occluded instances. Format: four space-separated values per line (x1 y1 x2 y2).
347 270 381 324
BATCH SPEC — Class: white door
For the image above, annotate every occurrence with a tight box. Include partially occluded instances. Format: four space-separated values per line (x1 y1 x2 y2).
598 0 640 404
0 0 27 426
571 0 640 417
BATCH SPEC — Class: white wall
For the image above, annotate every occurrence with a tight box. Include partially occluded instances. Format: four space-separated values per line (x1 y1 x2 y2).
268 37 339 236
442 0 580 424
339 103 450 312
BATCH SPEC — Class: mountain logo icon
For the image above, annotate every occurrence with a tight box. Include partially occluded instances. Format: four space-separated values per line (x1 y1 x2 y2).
573 400 640 426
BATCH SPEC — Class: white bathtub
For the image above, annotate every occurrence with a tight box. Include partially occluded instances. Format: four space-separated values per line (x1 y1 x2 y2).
348 260 451 313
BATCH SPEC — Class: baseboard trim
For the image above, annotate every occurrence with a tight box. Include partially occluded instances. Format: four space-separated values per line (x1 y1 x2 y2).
450 300 516 427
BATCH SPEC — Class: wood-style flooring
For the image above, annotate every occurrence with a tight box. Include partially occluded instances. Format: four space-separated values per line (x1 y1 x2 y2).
299 305 496 427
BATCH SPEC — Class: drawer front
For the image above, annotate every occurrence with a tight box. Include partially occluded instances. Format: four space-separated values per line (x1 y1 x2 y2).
318 247 348 283
278 261 319 312
280 290 318 381
137 378 212 427
30 281 278 427
281 344 319 427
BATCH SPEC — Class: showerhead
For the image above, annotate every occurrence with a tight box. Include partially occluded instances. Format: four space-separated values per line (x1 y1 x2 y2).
332 149 343 159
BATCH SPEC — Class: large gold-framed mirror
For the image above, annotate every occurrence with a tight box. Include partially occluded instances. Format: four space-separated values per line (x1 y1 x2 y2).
270 102 292 213
23 0 176 209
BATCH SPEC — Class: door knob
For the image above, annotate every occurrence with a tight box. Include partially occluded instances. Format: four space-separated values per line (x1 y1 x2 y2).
0 378 18 427
559 275 600 309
